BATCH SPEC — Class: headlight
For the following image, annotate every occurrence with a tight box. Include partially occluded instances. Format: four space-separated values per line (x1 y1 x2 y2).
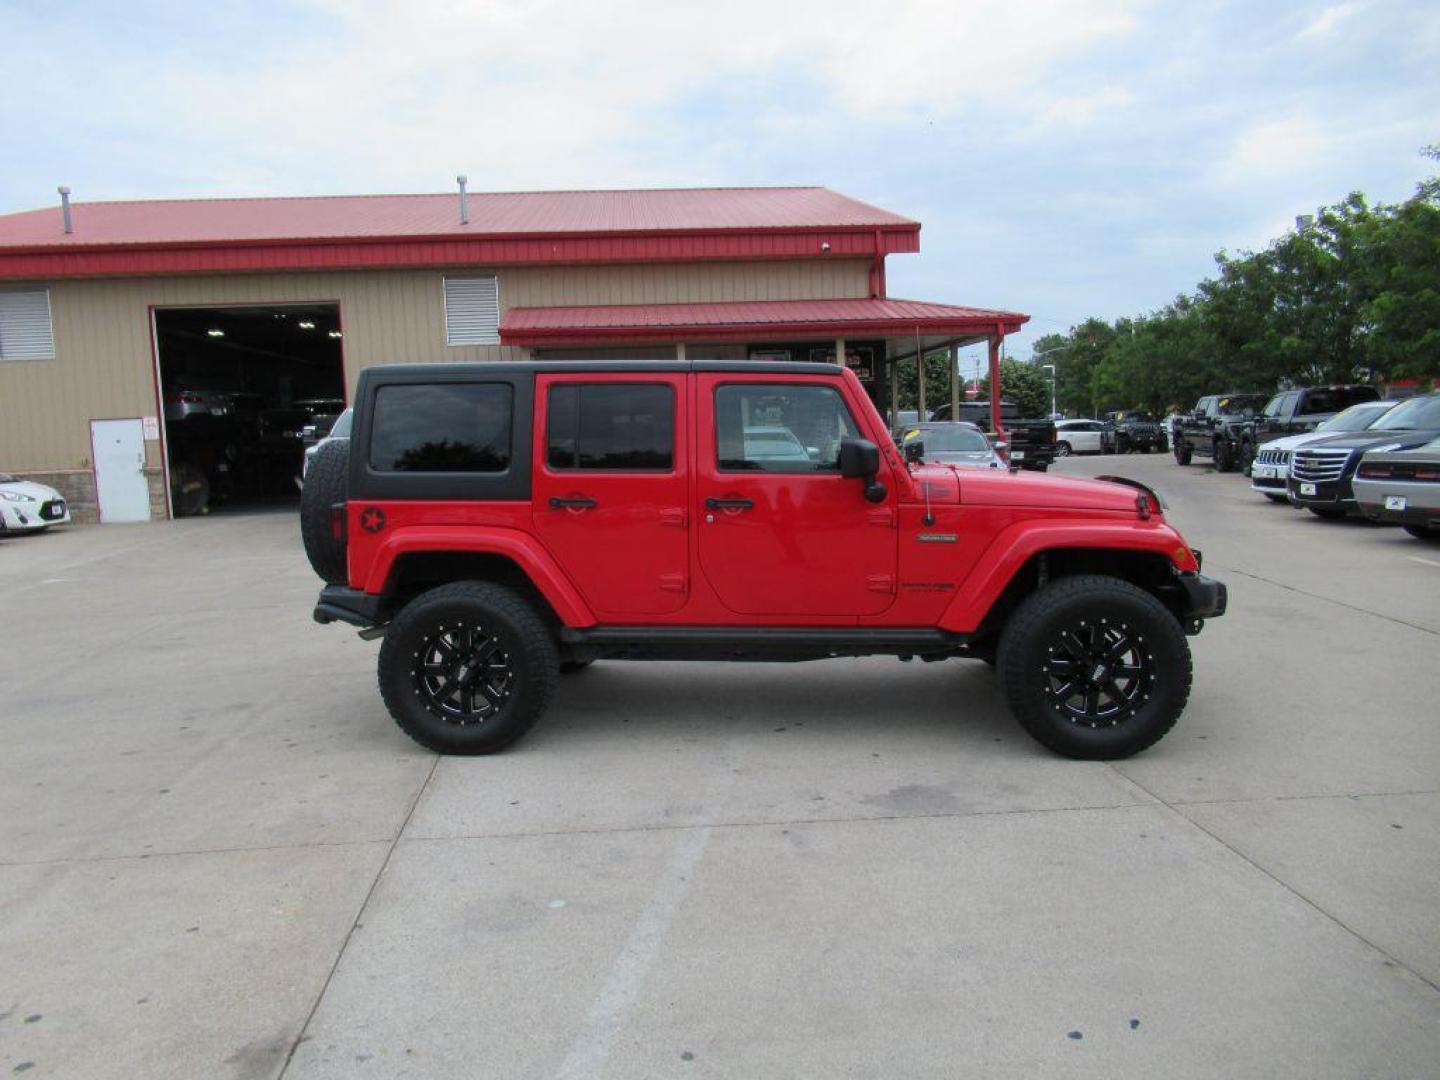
0 490 36 502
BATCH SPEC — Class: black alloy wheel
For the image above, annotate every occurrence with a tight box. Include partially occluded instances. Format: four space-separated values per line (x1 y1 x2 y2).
1040 618 1155 729
379 581 558 754
998 574 1192 759
1055 441 1073 457
414 624 514 723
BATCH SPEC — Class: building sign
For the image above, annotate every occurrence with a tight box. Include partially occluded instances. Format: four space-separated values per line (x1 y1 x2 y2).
809 344 876 382
142 416 160 441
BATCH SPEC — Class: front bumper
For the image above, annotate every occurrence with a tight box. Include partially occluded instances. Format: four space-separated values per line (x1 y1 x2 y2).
1287 477 1355 510
0 497 69 530
1177 572 1227 620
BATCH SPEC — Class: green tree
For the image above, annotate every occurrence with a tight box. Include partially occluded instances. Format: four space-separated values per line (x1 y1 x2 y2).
977 358 1052 419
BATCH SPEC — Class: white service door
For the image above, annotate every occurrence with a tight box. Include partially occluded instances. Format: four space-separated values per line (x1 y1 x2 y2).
90 419 151 523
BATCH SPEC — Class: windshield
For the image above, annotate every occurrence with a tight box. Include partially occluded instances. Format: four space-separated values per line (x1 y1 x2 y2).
1317 401 1393 432
909 425 991 452
1371 395 1440 431
1216 395 1266 416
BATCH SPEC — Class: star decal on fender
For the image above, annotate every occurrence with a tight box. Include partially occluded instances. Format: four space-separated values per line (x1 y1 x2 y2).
359 506 387 533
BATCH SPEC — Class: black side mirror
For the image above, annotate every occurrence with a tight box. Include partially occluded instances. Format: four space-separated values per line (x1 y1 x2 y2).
839 436 880 479
839 437 886 503
903 439 926 464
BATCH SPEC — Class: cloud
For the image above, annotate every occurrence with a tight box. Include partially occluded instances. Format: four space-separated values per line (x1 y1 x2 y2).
1213 116 1333 184
1298 2 1366 39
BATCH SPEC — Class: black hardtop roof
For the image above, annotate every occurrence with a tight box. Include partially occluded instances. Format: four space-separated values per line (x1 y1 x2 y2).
358 360 844 380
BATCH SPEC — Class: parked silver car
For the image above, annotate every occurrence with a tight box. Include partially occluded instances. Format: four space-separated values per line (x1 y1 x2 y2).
1353 436 1440 540
899 422 1005 469
1249 399 1397 501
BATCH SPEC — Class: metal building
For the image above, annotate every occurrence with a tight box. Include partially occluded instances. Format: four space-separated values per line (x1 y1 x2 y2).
0 186 1027 522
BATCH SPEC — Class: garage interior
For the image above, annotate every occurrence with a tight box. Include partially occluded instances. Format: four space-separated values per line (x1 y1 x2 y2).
155 304 346 515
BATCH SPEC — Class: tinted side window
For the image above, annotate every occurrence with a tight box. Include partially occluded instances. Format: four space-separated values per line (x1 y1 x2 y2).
715 384 859 473
547 383 675 470
370 383 513 472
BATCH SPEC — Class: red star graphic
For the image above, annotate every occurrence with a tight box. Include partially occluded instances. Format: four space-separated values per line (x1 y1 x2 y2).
360 507 386 533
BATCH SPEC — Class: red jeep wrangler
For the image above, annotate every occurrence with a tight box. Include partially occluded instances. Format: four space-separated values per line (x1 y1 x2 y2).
303 361 1225 759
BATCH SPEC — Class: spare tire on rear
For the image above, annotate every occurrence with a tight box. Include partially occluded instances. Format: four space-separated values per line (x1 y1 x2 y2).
301 440 350 584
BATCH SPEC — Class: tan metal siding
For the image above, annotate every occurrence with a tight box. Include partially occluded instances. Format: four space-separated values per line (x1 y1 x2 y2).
0 259 870 470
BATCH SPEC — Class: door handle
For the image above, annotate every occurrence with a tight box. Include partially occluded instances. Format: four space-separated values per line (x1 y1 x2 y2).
549 496 597 510
705 496 754 511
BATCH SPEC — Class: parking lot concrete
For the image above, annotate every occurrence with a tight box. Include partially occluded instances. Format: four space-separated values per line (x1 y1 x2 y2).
2 456 1438 1079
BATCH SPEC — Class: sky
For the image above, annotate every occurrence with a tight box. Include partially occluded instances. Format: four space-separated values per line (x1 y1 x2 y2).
3 0 1437 373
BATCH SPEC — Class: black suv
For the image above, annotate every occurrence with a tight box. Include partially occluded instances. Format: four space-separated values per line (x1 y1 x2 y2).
1109 411 1168 454
1288 393 1440 517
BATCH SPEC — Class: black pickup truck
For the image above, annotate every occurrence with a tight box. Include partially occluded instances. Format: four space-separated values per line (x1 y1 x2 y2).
929 400 1058 471
1172 393 1268 472
1249 385 1379 449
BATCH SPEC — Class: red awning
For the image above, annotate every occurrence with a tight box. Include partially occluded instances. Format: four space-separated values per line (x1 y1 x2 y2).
500 297 1028 347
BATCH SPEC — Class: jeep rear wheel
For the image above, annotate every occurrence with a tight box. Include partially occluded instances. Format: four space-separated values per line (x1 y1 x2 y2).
997 575 1191 759
1174 441 1192 466
378 582 559 754
300 440 349 585
1213 439 1235 472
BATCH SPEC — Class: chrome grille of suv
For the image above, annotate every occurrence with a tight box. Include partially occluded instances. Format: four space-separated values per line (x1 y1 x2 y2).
1292 448 1351 483
1254 447 1291 466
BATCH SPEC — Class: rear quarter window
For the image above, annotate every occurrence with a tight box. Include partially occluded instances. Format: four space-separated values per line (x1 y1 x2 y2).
369 383 513 472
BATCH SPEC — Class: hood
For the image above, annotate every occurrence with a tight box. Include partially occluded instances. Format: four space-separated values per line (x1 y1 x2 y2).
1266 430 1337 453
0 479 61 502
929 450 1002 469
1298 429 1440 454
947 467 1144 511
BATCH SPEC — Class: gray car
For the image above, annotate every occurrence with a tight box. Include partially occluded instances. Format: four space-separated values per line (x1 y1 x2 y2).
1353 435 1440 541
299 408 352 487
900 422 1005 469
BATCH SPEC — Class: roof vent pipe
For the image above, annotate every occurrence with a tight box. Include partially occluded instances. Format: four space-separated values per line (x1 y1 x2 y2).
58 185 73 234
457 174 469 225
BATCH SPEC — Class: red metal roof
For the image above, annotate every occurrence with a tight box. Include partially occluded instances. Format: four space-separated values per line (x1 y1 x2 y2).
501 297 1028 346
0 188 915 246
0 187 920 280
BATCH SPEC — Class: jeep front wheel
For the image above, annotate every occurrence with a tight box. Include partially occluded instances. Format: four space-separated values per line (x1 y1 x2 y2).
378 582 559 754
1174 441 1192 465
997 575 1192 759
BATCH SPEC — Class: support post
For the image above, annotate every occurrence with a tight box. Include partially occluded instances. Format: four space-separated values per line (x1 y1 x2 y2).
949 343 960 420
676 342 686 362
835 336 846 366
988 334 1002 435
889 357 900 430
916 344 927 420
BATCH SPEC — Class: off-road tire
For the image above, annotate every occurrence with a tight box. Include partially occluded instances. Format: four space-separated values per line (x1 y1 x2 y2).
1174 441 1192 466
997 575 1191 760
1239 440 1256 476
378 582 559 754
1403 523 1440 541
1213 439 1235 472
300 440 349 585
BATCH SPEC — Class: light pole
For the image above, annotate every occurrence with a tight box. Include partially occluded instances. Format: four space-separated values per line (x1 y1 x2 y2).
1032 343 1066 418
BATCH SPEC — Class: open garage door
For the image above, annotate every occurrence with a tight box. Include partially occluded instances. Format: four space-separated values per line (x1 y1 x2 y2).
154 304 345 516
